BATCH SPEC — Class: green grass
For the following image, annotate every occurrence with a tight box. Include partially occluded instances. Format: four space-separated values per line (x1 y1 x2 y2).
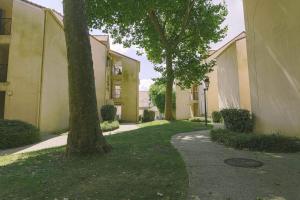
100 120 120 132
211 129 300 153
0 120 209 200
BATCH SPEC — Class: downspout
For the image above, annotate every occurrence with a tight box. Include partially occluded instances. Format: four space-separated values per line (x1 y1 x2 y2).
36 9 47 130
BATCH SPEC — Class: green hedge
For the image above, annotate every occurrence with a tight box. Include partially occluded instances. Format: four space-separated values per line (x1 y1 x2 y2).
0 120 40 149
101 121 120 132
211 111 222 123
220 108 254 133
142 110 155 122
101 105 117 121
210 129 300 153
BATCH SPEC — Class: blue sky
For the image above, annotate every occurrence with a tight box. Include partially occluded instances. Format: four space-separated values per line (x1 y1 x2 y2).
29 0 245 91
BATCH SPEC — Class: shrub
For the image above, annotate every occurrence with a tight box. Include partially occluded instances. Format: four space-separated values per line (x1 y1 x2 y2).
101 105 117 121
142 110 155 122
138 115 143 122
0 120 40 149
189 117 211 123
210 129 300 153
211 111 222 123
220 108 254 133
100 121 120 132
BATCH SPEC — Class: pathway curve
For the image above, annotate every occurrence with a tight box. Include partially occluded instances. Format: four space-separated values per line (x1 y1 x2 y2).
171 130 300 200
0 124 139 156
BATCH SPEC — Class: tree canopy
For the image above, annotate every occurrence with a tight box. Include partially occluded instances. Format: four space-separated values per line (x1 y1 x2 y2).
149 81 176 114
86 0 227 119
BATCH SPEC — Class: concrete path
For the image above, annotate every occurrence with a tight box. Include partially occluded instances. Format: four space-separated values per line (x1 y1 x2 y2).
0 124 139 156
172 130 300 200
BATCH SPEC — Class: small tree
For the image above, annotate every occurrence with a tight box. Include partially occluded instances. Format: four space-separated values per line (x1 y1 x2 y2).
149 81 175 114
86 0 227 120
63 0 111 156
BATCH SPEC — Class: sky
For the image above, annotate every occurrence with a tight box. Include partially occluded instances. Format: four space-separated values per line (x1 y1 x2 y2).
29 0 245 91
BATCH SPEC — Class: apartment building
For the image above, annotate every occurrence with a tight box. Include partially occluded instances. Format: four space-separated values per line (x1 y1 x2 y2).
176 32 251 119
0 0 139 133
243 0 300 137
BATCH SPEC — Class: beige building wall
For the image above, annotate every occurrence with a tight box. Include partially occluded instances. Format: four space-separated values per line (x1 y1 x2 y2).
39 11 69 133
243 0 300 137
236 38 251 111
91 37 108 119
111 51 139 122
4 0 45 126
217 43 241 109
175 86 193 120
205 67 220 116
39 11 108 133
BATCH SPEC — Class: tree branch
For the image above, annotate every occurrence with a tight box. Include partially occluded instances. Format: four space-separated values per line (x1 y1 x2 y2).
148 10 168 48
173 0 196 45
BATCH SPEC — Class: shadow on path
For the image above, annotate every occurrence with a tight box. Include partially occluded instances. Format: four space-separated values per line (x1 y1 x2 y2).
172 130 300 200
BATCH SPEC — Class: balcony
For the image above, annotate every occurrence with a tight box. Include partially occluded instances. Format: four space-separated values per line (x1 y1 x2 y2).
0 64 8 82
0 18 11 35
0 64 8 92
112 64 123 80
0 18 11 45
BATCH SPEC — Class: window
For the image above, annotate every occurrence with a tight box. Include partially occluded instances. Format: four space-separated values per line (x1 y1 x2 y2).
113 62 122 75
113 85 121 99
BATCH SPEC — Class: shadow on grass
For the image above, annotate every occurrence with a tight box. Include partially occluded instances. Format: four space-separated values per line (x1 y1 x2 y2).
0 120 209 200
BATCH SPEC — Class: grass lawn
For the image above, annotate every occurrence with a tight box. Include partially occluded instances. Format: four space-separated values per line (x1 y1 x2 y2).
0 120 209 200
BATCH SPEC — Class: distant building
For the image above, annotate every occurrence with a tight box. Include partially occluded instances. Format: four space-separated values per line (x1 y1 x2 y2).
0 0 139 133
139 91 160 119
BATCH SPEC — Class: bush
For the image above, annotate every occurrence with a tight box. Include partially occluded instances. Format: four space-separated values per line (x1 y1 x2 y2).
189 117 211 123
142 110 155 122
210 129 300 153
101 105 117 121
220 108 254 133
100 121 120 132
211 111 222 123
0 120 40 149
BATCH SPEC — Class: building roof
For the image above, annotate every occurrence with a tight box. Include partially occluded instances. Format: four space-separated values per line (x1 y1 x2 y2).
93 35 110 48
110 50 140 63
208 32 246 61
20 0 46 9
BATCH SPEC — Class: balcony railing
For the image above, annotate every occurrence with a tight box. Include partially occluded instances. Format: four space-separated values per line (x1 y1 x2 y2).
0 18 12 35
0 64 8 82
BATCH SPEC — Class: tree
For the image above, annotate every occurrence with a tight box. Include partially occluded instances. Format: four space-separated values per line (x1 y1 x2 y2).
86 0 227 120
63 0 111 156
149 81 175 115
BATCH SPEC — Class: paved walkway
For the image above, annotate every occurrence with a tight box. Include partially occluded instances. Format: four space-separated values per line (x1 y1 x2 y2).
172 130 300 200
0 124 139 156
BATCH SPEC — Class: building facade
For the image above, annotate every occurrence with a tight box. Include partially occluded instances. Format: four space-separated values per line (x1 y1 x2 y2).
176 32 251 120
0 0 139 133
243 0 300 137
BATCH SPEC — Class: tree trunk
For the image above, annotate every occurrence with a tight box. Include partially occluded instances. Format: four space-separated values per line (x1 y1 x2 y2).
164 51 174 120
63 0 111 156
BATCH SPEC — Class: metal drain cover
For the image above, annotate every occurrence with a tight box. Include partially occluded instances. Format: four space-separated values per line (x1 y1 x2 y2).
224 158 264 168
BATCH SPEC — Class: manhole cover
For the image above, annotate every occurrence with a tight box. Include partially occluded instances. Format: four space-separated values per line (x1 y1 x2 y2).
224 158 263 168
